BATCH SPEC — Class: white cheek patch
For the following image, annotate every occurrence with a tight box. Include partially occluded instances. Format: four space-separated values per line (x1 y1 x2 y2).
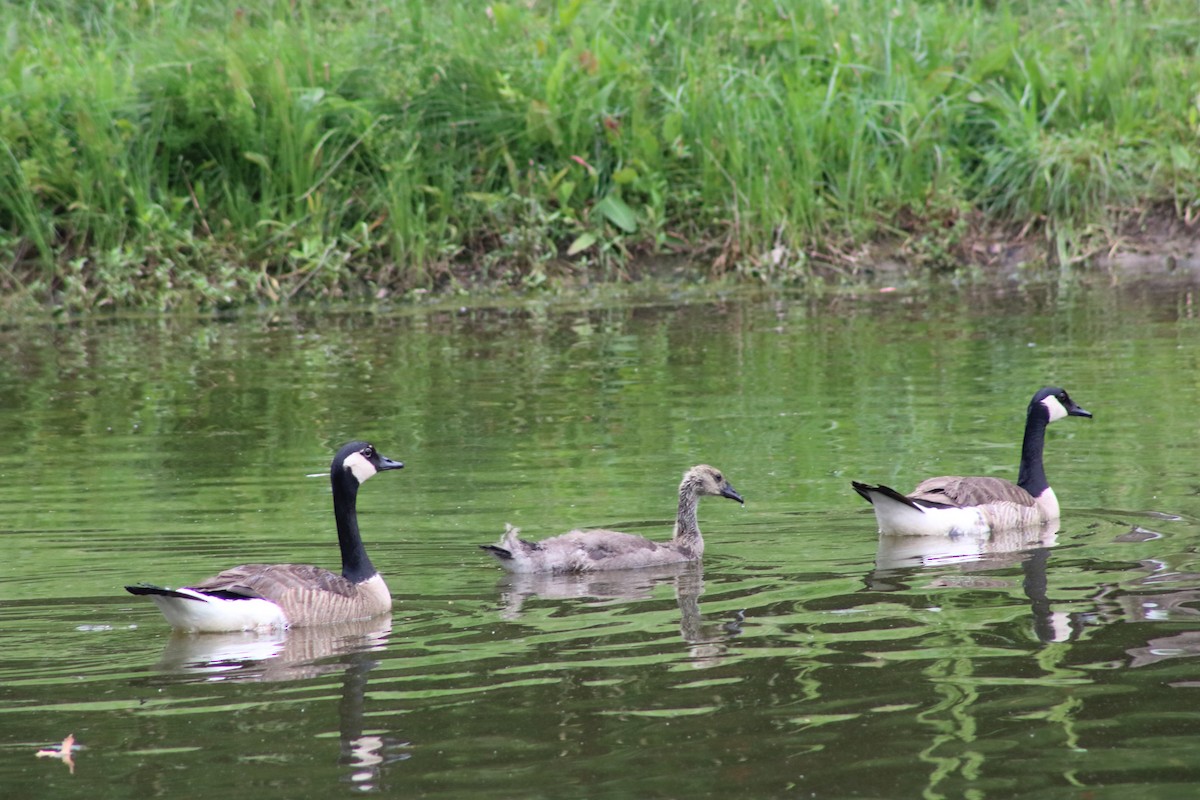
1042 395 1068 422
343 451 378 484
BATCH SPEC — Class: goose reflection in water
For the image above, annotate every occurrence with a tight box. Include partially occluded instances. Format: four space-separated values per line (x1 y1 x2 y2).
865 520 1083 643
494 562 743 666
150 617 409 789
870 519 1060 576
154 615 393 680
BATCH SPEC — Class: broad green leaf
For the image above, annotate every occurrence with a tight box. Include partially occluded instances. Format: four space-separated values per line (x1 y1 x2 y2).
613 167 638 184
595 194 637 233
567 232 597 255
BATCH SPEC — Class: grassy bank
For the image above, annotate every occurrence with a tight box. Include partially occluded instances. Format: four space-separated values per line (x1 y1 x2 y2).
2 0 1199 310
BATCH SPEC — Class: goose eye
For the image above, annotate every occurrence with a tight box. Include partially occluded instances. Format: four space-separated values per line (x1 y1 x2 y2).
362 445 375 458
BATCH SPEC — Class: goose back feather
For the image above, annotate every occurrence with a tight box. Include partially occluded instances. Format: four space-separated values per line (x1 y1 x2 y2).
908 475 1039 508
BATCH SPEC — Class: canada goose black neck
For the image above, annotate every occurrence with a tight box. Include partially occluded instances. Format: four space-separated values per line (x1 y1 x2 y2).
332 441 403 584
333 463 373 583
1016 387 1091 498
1016 400 1052 498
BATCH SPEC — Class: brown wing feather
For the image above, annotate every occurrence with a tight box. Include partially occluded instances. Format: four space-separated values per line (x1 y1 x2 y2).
192 564 357 600
909 476 1036 508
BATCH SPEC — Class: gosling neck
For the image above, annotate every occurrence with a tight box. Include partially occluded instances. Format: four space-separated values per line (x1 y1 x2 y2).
672 480 704 557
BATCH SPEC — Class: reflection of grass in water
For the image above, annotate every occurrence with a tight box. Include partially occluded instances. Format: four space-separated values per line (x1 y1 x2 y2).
4 1 1200 309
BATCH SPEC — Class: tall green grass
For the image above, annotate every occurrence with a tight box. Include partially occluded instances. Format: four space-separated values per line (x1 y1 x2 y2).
2 0 1198 309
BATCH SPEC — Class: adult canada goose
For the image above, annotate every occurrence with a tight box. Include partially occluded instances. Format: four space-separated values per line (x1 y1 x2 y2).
852 387 1091 536
480 465 744 573
126 441 404 632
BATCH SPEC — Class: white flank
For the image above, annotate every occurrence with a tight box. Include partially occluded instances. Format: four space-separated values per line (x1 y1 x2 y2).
1041 394 1068 422
355 573 393 613
1036 486 1060 518
342 451 378 484
863 489 989 537
147 588 289 633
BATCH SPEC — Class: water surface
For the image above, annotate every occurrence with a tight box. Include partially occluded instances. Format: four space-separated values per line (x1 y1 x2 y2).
3 277 1200 798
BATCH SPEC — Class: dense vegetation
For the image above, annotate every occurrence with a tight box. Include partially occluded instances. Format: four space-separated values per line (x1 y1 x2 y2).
3 0 1199 309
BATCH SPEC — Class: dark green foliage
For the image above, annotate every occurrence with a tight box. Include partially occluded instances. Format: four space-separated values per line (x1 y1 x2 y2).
2 0 1198 309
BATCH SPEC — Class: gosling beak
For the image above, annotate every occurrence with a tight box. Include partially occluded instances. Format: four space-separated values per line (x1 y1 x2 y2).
721 484 745 505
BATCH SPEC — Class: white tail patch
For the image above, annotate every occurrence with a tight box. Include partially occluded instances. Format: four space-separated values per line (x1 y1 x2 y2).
342 451 378 484
147 589 289 633
862 489 990 537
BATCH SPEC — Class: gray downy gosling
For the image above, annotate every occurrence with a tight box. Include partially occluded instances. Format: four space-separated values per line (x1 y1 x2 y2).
481 465 744 573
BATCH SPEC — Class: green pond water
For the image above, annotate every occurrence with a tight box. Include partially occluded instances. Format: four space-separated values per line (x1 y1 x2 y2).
3 276 1200 798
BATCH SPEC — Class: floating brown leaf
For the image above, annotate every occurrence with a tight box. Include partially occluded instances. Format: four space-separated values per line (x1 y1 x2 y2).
35 733 76 774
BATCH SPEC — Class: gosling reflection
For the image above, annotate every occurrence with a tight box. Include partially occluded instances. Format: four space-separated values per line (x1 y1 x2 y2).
867 520 1080 643
674 570 745 664
494 563 742 665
